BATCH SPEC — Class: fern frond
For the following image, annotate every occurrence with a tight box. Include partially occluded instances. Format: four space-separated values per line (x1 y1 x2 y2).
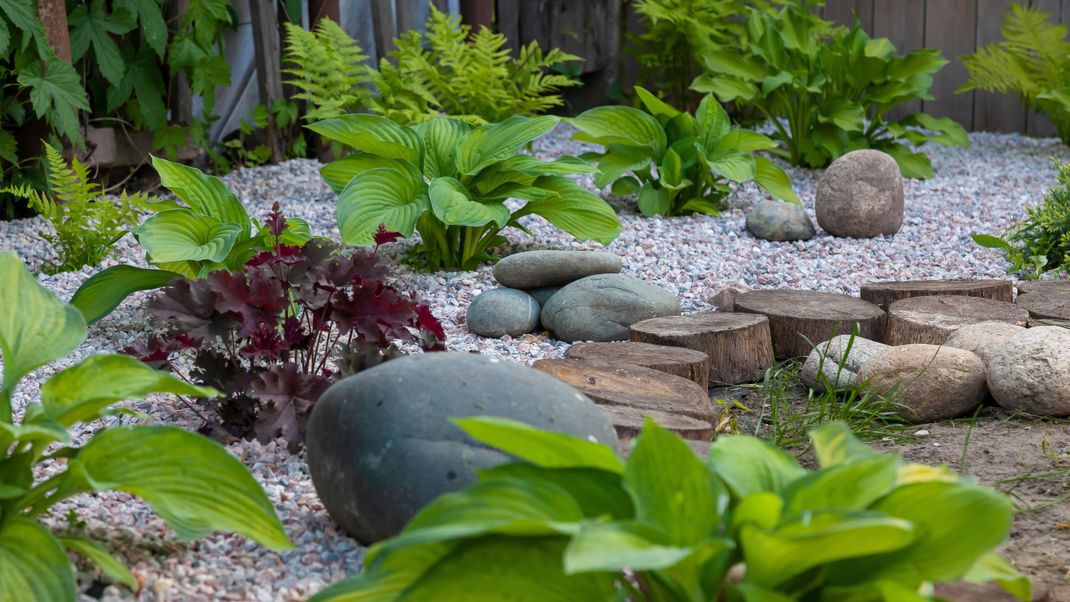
283 18 372 122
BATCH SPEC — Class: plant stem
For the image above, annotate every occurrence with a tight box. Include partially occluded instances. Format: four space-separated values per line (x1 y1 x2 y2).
0 386 11 424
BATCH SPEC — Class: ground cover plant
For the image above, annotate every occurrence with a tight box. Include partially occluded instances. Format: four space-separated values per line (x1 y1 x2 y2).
693 4 968 178
310 113 620 270
573 86 798 217
128 211 445 450
312 418 1028 601
0 252 291 600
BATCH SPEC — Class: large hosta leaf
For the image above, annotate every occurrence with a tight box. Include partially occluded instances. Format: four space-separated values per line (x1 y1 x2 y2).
307 114 423 165
428 177 510 228
59 535 137 590
708 436 805 499
571 106 667 157
454 417 624 474
413 117 470 179
136 209 242 264
320 155 413 194
754 156 800 204
517 177 621 246
70 265 182 325
0 518 76 602
151 156 251 239
456 115 559 176
564 521 696 573
336 167 428 246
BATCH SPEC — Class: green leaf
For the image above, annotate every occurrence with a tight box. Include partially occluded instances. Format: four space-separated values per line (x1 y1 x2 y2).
70 265 182 325
659 148 685 187
783 455 900 516
59 535 137 589
429 177 510 228
695 95 732 147
115 0 167 57
17 54 91 146
452 417 624 474
70 425 292 550
484 155 599 178
151 156 252 239
518 176 621 246
0 418 70 445
809 422 881 469
307 114 424 165
107 45 166 130
881 143 933 179
320 155 413 195
691 74 760 102
592 146 653 189
610 176 641 197
634 86 681 120
900 113 970 148
40 353 217 427
564 521 694 573
456 115 560 176
136 209 242 263
961 551 1031 602
710 153 756 183
413 117 470 179
972 233 1013 251
713 130 780 155
754 156 800 204
68 0 134 86
638 182 671 217
336 167 428 246
702 50 769 81
818 100 866 131
478 464 634 519
708 435 806 499
0 518 76 602
572 107 666 158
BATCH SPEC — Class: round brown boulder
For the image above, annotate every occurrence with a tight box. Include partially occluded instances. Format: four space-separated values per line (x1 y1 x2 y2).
815 149 904 238
987 326 1070 416
943 321 1026 367
858 344 986 423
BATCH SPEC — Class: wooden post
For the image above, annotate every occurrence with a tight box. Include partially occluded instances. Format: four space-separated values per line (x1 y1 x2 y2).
37 0 71 62
169 0 194 125
308 0 340 23
249 0 285 163
461 0 493 32
372 0 397 59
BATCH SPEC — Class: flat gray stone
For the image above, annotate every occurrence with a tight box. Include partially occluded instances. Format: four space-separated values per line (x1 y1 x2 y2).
467 288 540 337
542 274 681 342
493 250 622 289
746 200 816 242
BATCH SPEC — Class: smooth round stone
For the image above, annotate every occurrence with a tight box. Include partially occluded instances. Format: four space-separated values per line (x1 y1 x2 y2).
306 353 618 544
988 326 1070 416
815 149 904 238
746 200 816 242
801 335 888 392
493 250 622 289
466 288 540 337
858 344 986 423
542 274 681 342
943 321 1026 367
525 286 562 308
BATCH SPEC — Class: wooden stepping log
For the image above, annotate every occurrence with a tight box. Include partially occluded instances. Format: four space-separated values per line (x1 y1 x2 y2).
860 279 1013 311
599 405 714 442
733 290 885 359
885 295 1030 345
628 313 772 385
565 341 710 389
1016 279 1070 296
531 358 715 423
1016 289 1070 322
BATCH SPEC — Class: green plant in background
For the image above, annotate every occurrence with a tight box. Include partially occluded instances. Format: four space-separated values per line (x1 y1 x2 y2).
0 252 291 601
313 418 1028 601
693 5 968 178
959 4 1070 145
573 86 798 217
369 4 581 125
1 144 144 274
70 157 312 324
283 18 374 123
310 113 620 270
974 159 1070 279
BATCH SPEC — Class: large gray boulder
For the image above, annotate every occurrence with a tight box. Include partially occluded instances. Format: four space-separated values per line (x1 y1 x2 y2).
746 200 816 242
493 250 622 289
305 353 618 544
988 326 1070 416
857 344 986 423
466 288 540 337
541 274 681 342
815 149 904 238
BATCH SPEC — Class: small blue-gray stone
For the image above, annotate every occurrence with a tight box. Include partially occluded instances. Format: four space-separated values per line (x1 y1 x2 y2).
526 286 562 308
746 200 816 242
542 274 681 342
467 288 540 337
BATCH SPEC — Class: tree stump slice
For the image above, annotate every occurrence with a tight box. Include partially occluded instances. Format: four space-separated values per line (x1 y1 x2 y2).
599 405 714 442
1016 279 1070 296
628 313 772 385
1015 289 1070 322
860 279 1013 311
565 341 710 389
733 290 885 359
885 295 1030 346
531 358 715 423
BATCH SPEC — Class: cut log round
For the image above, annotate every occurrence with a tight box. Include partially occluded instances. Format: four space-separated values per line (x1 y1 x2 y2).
860 279 1013 311
565 341 710 389
885 295 1030 346
531 358 715 423
1016 279 1070 296
1015 289 1070 322
628 313 772 385
733 290 885 359
599 405 714 442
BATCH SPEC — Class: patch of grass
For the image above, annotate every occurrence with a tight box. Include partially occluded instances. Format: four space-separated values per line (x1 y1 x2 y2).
997 433 1070 514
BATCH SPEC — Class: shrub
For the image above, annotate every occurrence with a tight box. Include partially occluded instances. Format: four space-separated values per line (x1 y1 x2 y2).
693 5 968 178
1 144 144 274
128 211 446 450
283 18 374 124
960 4 1070 144
312 418 1028 602
0 252 290 600
974 159 1070 279
573 86 798 217
310 113 620 270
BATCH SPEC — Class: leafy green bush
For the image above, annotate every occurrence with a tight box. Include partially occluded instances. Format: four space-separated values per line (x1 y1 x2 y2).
310 114 620 270
1 145 144 274
693 5 968 178
573 86 798 217
283 18 374 123
959 4 1070 144
974 159 1070 279
313 418 1028 602
0 252 290 600
70 157 312 324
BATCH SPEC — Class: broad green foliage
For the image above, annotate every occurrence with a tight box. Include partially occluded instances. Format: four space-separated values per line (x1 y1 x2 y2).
974 159 1070 279
310 114 620 270
283 18 373 123
0 252 290 600
959 4 1070 144
313 418 1026 602
69 157 312 324
1 144 144 273
693 5 968 178
573 86 799 217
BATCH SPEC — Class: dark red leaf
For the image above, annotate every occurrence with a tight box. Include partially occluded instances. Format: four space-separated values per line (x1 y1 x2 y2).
373 224 402 249
251 364 330 450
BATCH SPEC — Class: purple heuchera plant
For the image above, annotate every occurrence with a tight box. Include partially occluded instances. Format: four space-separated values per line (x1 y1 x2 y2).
128 204 445 450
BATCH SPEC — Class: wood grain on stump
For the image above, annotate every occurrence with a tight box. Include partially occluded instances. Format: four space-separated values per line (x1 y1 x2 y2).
531 358 715 423
1015 289 1070 322
860 279 1013 311
629 313 772 385
599 405 714 442
566 341 710 389
733 290 885 359
885 295 1030 346
1016 279 1070 296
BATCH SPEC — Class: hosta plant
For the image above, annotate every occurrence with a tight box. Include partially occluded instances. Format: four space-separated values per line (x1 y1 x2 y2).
127 210 446 450
693 5 968 178
0 252 291 600
573 86 799 217
313 418 1028 602
70 156 311 324
309 114 620 270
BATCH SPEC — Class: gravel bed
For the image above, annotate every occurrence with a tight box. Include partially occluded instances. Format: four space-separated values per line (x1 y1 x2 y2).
0 126 1067 600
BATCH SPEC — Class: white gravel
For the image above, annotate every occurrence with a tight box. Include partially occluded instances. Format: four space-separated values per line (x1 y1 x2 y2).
0 126 1067 600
